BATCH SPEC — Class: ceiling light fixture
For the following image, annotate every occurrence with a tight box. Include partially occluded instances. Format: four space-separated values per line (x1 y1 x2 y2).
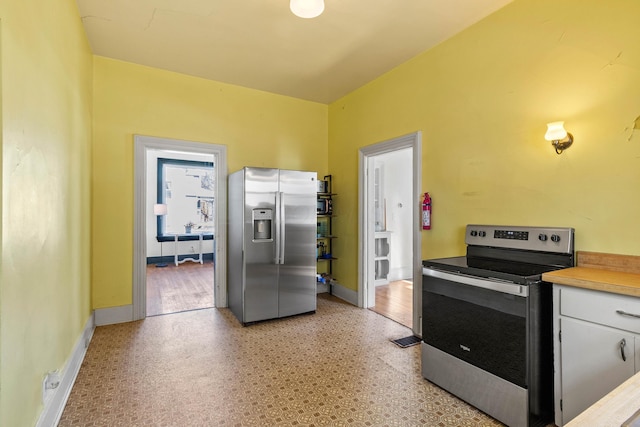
290 0 325 19
544 121 574 155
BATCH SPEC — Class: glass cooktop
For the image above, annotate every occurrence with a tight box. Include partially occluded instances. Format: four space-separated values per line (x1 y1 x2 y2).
422 256 565 285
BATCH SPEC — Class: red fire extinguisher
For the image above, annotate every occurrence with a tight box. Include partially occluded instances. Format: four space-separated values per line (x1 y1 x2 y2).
422 192 431 230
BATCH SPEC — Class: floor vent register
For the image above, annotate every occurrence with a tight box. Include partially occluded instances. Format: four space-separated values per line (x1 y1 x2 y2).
391 335 421 348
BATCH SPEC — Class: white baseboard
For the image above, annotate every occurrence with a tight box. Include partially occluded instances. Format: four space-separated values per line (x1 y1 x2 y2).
329 282 358 306
316 282 330 293
389 266 412 282
37 314 95 427
94 304 133 326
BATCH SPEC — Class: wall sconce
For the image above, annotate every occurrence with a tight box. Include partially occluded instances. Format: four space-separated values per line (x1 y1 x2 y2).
545 121 574 155
290 0 325 18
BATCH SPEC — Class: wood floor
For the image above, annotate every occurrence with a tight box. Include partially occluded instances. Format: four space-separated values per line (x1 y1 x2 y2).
146 260 214 316
369 279 413 328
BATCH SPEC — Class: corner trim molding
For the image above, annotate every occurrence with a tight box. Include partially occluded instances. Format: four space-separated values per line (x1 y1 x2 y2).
36 314 95 427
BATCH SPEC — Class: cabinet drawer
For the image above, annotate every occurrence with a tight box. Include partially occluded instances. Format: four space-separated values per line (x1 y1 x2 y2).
558 285 640 334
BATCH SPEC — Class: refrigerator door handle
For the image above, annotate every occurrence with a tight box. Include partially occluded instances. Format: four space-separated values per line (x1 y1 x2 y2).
274 191 281 264
280 192 286 264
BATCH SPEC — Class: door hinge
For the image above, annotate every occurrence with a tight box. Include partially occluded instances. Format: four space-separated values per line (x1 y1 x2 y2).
559 330 562 342
560 399 563 411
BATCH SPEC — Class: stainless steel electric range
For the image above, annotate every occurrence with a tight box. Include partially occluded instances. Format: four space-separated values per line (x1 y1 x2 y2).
421 225 574 427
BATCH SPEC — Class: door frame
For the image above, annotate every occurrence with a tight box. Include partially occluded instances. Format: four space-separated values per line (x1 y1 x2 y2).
133 135 228 320
358 132 422 335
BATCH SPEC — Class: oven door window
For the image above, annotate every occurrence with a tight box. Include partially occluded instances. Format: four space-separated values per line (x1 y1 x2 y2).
423 276 527 388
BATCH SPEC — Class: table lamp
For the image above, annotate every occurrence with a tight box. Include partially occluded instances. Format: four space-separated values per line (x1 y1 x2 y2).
153 203 168 267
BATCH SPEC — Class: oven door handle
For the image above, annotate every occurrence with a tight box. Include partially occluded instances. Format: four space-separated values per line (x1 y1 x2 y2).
422 267 529 297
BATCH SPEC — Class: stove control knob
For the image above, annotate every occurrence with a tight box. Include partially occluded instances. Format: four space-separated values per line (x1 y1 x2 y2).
538 234 548 242
470 230 478 237
479 231 487 237
551 234 561 243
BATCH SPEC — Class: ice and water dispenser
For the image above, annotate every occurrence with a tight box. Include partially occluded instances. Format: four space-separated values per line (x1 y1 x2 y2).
252 209 273 241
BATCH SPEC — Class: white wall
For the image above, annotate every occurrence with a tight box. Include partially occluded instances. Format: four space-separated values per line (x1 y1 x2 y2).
146 149 215 259
374 148 413 281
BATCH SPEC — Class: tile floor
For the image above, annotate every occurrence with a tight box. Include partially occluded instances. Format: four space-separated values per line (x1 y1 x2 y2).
59 294 503 426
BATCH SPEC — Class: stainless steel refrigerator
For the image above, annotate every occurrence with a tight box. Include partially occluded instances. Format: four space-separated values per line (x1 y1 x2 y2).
228 167 318 325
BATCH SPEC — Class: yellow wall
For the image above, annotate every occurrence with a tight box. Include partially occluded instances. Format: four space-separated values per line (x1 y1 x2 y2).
329 0 640 291
3 0 640 423
92 57 328 308
0 0 93 425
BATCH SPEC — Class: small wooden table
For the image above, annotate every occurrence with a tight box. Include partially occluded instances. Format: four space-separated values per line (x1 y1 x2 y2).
172 233 207 266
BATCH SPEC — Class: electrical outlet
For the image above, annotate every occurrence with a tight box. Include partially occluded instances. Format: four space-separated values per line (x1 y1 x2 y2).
190 246 195 253
42 371 61 402
45 371 61 390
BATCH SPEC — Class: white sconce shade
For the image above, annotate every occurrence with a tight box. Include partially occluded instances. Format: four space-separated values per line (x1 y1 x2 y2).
153 203 168 216
290 0 325 18
545 122 567 141
544 121 574 154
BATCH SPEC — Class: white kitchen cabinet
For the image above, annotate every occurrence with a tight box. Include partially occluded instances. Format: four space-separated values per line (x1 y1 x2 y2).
553 285 640 426
374 231 390 286
559 317 635 423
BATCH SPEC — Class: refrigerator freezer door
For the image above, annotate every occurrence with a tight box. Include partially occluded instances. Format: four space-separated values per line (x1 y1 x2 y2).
243 168 279 323
278 169 318 317
227 170 245 322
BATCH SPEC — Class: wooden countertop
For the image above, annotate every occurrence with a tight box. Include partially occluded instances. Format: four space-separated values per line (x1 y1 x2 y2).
542 251 640 297
542 267 640 297
566 370 640 426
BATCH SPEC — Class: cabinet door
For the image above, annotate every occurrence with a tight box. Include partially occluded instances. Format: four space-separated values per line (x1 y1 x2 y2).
560 317 635 424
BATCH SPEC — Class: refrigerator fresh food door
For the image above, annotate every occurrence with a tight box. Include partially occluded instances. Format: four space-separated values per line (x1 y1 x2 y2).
243 167 279 323
277 169 318 317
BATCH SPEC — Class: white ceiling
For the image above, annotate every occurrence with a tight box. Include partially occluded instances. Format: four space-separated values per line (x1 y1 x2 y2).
77 0 514 104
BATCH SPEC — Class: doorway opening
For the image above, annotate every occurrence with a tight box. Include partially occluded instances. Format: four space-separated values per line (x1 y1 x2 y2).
133 135 228 321
146 150 216 316
358 132 422 334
